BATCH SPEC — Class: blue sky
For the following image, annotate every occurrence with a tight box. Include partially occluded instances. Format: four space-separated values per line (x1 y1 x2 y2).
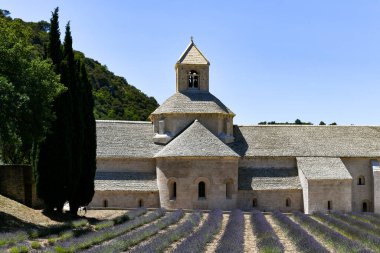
2 1 380 125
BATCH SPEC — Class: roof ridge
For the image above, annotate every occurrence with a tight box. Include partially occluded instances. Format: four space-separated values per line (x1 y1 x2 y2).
96 120 152 124
237 124 380 127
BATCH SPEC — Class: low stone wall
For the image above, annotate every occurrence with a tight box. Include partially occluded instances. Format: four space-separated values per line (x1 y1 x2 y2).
89 190 160 208
0 165 42 208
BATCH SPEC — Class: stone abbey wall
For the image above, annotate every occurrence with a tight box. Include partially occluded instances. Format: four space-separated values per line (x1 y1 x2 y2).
0 165 42 208
90 190 159 208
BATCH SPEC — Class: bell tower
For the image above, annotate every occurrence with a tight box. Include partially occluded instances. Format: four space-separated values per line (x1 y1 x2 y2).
175 38 210 92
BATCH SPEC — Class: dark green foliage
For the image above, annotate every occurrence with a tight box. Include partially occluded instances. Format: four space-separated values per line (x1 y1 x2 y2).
330 122 337 125
48 8 61 73
319 121 326 125
258 120 313 125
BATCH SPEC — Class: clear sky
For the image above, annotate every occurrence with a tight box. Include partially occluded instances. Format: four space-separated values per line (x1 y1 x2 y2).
2 0 380 125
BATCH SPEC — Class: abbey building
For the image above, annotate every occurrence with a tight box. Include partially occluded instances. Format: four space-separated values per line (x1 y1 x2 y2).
90 40 380 214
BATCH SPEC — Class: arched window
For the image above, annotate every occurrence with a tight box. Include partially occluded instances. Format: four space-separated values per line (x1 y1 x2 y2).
252 198 258 208
138 199 143 207
358 176 365 185
169 182 177 200
327 200 332 211
362 201 368 212
226 181 232 199
198 181 206 199
103 199 108 208
286 198 291 207
188 70 199 89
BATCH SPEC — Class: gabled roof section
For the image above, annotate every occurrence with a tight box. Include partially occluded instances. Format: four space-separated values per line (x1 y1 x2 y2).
96 120 163 158
154 120 239 158
297 157 352 180
177 40 210 65
239 168 301 191
229 125 380 157
150 91 234 116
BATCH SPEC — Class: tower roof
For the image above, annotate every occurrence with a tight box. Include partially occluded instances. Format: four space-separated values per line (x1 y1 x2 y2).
150 90 234 116
154 120 239 158
177 39 210 65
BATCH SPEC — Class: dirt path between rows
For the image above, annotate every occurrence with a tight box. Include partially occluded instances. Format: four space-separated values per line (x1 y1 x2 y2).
204 213 229 253
265 215 298 253
244 214 258 253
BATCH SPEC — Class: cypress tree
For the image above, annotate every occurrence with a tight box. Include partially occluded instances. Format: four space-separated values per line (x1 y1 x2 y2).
37 9 73 212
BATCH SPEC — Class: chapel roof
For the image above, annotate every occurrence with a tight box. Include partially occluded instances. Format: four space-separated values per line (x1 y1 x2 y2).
154 120 240 158
177 39 210 65
150 91 234 116
229 125 380 158
96 120 162 158
296 157 352 180
238 168 302 190
94 172 158 191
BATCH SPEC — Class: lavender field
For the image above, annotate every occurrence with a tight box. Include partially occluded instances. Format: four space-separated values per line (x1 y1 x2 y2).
1 208 379 253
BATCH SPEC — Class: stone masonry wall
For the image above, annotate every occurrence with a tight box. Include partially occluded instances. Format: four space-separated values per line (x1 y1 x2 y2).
0 165 42 208
90 190 160 208
156 157 239 210
237 189 303 212
341 158 375 212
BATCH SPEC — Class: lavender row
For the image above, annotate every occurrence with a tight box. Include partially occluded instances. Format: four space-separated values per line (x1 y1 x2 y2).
53 208 165 252
130 211 202 253
251 210 283 253
293 211 372 253
173 209 223 253
314 212 380 252
272 211 328 253
85 209 184 253
0 231 28 247
93 207 147 230
215 209 244 253
330 211 380 237
348 212 380 229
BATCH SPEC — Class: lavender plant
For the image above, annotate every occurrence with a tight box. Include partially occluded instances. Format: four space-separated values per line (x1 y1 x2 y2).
272 211 328 253
85 209 184 253
251 210 283 253
0 231 28 246
130 211 202 253
215 209 244 253
173 209 223 253
313 211 380 252
292 211 373 253
348 212 380 229
53 208 165 252
330 211 380 237
93 207 147 230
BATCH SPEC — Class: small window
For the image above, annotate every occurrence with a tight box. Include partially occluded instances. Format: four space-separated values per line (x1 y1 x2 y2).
252 198 258 208
286 198 291 207
139 199 143 207
188 70 199 89
327 200 332 211
358 176 365 185
198 181 206 199
169 182 177 200
103 199 108 208
226 181 232 199
362 201 368 212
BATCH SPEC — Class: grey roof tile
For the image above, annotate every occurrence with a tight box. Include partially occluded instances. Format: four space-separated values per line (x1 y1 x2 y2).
154 120 240 158
150 91 234 116
297 157 352 180
239 168 301 190
229 125 380 157
96 120 163 158
95 172 158 191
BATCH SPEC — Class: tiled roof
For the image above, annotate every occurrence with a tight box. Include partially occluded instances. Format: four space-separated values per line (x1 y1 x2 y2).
150 91 234 116
229 125 380 157
239 168 301 190
154 120 240 158
177 41 210 65
96 120 163 158
297 157 352 180
94 172 158 191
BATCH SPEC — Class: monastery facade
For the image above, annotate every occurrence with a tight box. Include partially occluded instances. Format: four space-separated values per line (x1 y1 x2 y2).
90 41 380 214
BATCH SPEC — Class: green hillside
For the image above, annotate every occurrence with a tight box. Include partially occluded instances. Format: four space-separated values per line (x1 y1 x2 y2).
1 10 158 121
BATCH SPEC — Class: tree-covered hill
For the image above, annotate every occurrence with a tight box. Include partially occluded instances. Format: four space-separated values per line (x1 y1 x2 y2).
1 10 158 121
